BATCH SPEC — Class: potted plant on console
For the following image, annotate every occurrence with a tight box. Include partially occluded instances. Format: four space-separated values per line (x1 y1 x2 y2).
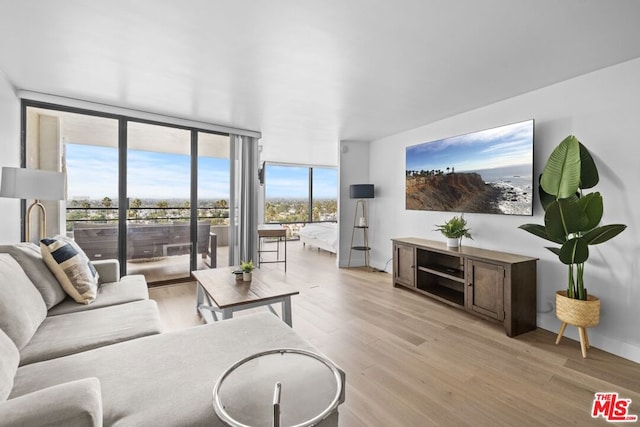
435 215 472 248
241 260 255 282
519 135 626 358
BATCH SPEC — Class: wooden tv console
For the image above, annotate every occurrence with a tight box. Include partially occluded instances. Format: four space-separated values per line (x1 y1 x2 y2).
392 237 538 337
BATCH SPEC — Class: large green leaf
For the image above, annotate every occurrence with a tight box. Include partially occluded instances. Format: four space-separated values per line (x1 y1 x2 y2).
576 192 603 230
518 224 563 244
546 246 561 256
539 186 555 211
583 224 627 245
578 142 599 189
544 199 588 241
559 238 589 265
537 174 556 211
541 135 581 198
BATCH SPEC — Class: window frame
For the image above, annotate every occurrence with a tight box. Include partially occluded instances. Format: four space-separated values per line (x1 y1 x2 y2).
263 162 337 225
21 99 230 279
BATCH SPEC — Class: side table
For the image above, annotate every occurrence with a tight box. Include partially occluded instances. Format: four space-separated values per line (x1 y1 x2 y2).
213 348 345 427
257 224 287 271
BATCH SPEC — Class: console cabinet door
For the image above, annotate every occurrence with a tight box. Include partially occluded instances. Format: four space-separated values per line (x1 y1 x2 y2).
393 243 415 287
466 259 504 321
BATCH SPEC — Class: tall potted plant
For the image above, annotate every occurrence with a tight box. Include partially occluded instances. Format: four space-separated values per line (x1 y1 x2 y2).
519 135 626 357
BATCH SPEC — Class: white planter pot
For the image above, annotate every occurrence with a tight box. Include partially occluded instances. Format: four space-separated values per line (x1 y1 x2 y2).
242 272 252 282
446 237 460 248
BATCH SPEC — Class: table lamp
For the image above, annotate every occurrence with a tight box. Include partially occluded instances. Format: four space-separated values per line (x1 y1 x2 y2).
0 167 66 241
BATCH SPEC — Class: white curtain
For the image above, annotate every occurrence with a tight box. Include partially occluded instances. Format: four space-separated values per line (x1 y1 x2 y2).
229 135 259 266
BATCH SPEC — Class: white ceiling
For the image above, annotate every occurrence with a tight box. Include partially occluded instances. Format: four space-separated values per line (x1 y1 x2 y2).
2 0 640 164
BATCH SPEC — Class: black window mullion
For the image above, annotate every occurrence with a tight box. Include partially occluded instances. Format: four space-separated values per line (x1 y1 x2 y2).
308 167 313 223
190 130 198 272
19 100 27 242
118 118 128 278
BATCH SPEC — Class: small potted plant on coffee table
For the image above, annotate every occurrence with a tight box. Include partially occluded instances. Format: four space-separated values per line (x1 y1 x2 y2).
435 215 472 248
241 260 255 282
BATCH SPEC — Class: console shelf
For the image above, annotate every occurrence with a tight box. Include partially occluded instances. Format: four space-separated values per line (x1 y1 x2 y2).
417 265 465 282
392 237 538 337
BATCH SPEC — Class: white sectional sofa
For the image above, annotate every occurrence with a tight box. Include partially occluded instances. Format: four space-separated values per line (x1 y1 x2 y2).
0 243 344 426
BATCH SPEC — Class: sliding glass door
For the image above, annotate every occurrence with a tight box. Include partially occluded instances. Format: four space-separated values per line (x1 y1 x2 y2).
24 102 235 285
197 132 231 268
126 122 193 283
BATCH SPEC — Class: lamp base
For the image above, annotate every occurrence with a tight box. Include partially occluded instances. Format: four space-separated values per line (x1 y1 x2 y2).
26 199 47 242
348 199 370 268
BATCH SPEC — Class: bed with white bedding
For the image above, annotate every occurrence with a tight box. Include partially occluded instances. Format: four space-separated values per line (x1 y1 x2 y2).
299 222 338 254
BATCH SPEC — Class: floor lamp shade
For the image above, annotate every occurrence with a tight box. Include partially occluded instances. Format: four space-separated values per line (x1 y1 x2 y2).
0 167 65 200
349 184 374 199
0 167 66 241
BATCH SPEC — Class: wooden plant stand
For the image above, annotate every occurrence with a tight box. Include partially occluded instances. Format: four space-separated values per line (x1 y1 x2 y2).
554 290 601 358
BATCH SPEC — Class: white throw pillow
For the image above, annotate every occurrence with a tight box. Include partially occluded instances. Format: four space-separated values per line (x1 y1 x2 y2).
40 236 99 304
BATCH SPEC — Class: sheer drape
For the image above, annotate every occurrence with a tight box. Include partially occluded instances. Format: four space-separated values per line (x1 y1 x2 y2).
229 135 259 266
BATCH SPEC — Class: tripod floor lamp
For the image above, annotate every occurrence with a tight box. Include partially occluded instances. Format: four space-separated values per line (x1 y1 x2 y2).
0 167 66 242
348 184 374 268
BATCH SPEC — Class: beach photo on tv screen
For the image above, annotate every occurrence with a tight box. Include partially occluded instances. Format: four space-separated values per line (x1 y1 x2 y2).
405 119 534 216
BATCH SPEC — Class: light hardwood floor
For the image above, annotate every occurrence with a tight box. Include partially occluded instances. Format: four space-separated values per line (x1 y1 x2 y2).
149 241 640 426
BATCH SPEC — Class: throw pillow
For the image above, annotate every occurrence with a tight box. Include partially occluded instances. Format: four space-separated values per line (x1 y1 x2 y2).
0 254 48 350
0 243 67 309
40 236 99 305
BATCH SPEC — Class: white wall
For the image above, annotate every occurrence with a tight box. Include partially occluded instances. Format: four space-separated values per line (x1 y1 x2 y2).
368 58 640 363
28 114 65 242
0 71 20 243
338 140 370 267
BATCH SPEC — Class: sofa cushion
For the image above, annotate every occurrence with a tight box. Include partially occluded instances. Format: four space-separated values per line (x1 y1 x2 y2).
20 299 163 366
92 259 120 284
0 243 66 309
0 378 103 427
0 254 47 350
40 236 99 304
0 328 19 401
11 313 336 426
47 275 149 316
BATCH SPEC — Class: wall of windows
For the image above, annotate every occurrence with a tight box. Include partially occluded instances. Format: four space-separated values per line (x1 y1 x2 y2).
24 102 232 284
263 163 337 237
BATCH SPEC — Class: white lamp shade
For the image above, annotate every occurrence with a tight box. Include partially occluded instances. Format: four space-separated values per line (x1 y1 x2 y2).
0 167 65 201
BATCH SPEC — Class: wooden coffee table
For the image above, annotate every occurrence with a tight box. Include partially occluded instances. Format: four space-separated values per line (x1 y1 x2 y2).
192 267 299 327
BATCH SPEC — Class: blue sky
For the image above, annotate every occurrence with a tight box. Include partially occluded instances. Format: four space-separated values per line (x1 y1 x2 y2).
406 120 534 173
66 144 230 199
66 144 337 200
265 165 337 199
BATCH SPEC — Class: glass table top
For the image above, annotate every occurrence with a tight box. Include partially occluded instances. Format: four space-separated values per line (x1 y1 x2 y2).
213 348 343 427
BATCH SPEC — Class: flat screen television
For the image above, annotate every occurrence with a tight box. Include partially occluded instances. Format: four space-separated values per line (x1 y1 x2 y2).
405 119 534 216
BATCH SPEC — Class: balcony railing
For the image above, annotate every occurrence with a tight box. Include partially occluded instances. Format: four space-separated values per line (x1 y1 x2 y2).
262 220 337 240
66 206 230 226
65 207 230 261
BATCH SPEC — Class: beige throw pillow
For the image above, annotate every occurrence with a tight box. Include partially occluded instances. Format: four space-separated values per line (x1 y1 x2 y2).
40 236 99 304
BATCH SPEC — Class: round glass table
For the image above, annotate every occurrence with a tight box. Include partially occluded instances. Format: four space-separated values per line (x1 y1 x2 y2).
213 348 344 427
